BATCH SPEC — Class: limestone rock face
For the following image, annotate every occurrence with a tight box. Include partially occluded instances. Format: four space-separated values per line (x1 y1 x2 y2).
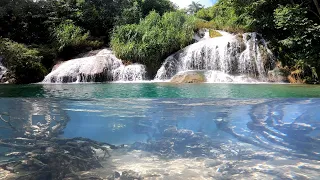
267 67 288 82
42 49 146 83
170 71 206 83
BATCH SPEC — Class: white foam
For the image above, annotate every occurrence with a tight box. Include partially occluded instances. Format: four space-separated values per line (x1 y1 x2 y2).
42 49 146 83
155 31 275 83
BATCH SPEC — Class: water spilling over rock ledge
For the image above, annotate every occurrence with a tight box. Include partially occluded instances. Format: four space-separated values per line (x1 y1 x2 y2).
42 49 146 83
41 31 283 84
156 31 276 83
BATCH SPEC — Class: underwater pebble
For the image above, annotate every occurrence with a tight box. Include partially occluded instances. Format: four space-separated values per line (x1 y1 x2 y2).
205 159 223 168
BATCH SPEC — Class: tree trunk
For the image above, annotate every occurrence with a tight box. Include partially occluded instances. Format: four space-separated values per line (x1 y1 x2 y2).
313 0 320 17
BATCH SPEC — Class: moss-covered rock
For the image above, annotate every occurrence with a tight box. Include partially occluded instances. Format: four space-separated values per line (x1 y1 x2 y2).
209 30 222 38
170 71 206 83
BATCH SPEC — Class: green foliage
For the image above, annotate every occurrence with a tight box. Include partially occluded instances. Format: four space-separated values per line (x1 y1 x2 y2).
116 0 176 25
273 4 320 82
195 0 251 33
53 20 101 51
196 0 320 83
116 1 144 25
53 21 89 51
0 38 47 84
111 11 195 76
188 1 204 14
194 19 215 30
0 0 55 44
141 0 176 16
0 0 178 83
2 0 318 83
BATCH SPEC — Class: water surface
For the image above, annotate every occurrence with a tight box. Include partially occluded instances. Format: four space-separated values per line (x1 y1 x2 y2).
0 83 320 98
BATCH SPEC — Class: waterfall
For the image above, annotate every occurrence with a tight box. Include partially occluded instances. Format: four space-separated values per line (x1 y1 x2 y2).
155 31 275 82
0 58 7 80
42 49 146 83
112 64 146 82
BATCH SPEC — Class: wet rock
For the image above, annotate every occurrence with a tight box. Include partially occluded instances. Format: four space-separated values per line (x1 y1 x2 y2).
268 67 287 82
107 171 129 180
178 129 194 138
170 71 206 83
205 159 223 168
0 71 16 84
193 29 207 42
43 49 146 83
163 127 194 139
120 170 142 180
163 126 178 137
45 147 55 153
130 127 224 158
115 171 121 178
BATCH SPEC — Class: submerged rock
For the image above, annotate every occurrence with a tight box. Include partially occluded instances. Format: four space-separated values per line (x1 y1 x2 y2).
120 170 142 180
131 127 221 158
170 71 206 83
204 159 223 167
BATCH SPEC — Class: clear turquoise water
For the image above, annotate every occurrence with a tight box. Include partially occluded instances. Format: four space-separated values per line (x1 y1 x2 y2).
0 83 320 98
1 83 320 179
0 98 319 149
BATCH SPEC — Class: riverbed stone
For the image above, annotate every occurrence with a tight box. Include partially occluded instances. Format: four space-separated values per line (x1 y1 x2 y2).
120 170 142 180
205 159 223 168
170 71 206 83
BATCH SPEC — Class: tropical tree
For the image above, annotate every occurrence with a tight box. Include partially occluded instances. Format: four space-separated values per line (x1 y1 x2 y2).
188 1 204 14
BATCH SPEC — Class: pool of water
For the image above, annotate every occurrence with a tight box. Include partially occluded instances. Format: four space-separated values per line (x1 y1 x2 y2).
0 83 320 98
0 98 319 179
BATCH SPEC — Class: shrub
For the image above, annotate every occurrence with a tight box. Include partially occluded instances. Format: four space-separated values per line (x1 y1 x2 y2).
52 20 102 59
111 11 196 77
194 19 215 30
0 38 47 83
195 1 250 33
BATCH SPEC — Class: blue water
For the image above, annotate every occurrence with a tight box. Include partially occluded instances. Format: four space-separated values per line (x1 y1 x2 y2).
1 97 320 178
1 83 320 98
0 98 319 151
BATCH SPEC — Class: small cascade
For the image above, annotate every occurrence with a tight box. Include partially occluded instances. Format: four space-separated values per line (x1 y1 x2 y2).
238 33 274 81
42 49 146 83
204 70 258 83
112 64 146 82
155 31 275 83
0 59 7 80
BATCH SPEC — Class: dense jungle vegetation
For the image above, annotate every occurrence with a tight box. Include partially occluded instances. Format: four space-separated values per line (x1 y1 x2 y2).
0 0 319 83
196 0 320 83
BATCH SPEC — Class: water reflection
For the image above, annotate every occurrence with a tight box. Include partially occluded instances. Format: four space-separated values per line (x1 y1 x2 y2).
0 98 319 179
1 83 320 98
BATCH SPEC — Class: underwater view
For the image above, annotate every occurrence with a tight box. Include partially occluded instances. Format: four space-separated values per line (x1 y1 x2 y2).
0 89 320 179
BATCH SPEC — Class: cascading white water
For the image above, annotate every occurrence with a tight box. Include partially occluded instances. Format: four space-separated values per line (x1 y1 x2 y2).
0 59 7 80
42 49 146 83
204 70 259 83
112 64 146 82
155 31 275 82
238 33 274 81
